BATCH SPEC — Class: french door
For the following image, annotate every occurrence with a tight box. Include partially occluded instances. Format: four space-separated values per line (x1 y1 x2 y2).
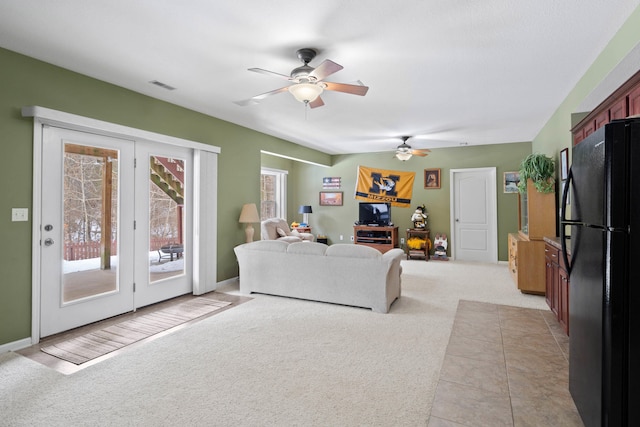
134 141 192 307
40 126 192 337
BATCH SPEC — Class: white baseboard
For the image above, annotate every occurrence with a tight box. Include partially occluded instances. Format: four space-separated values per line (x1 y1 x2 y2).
0 337 33 354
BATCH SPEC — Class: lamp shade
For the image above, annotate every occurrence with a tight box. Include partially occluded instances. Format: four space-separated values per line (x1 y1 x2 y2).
298 205 312 226
239 203 260 223
395 151 412 161
298 205 313 214
288 83 323 103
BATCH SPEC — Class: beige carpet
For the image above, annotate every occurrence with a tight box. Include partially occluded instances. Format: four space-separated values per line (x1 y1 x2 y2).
41 298 231 364
1 260 549 426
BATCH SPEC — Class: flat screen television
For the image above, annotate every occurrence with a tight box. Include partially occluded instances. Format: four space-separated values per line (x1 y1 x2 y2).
358 202 391 226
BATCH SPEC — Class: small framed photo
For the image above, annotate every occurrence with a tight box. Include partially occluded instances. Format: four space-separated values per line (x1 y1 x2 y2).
319 191 343 206
560 148 569 181
424 168 441 189
504 171 520 193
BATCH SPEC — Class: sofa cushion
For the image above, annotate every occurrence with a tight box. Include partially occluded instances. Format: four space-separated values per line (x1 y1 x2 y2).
287 241 328 256
276 227 289 237
241 240 289 252
325 244 381 259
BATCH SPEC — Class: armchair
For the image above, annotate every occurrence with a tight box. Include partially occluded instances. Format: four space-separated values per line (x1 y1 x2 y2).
260 218 315 243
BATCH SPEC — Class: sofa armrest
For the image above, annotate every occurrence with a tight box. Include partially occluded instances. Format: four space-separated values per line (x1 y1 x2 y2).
382 248 405 262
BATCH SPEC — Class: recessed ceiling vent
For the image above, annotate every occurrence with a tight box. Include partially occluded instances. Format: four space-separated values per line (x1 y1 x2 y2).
149 80 176 91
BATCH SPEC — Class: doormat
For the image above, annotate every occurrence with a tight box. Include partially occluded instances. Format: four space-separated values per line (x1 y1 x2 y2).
41 298 231 365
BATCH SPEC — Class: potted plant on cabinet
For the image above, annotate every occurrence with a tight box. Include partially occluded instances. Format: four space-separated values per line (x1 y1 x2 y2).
517 153 555 194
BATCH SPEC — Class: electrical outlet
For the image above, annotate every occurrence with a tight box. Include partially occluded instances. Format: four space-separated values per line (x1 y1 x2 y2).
400 237 405 244
350 235 354 241
340 235 343 240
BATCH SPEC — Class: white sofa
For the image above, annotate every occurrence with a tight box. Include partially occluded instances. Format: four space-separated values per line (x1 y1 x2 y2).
260 218 315 243
234 240 403 313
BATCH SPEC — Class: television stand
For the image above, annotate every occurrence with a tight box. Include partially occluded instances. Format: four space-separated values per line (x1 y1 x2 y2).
353 225 399 253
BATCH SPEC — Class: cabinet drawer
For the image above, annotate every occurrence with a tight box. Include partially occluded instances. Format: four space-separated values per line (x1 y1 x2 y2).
544 245 559 263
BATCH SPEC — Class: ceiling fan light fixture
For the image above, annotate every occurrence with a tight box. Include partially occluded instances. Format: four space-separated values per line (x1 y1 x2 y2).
288 82 323 103
395 151 412 161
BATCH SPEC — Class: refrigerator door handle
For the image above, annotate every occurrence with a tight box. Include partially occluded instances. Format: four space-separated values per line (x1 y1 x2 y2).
560 167 573 275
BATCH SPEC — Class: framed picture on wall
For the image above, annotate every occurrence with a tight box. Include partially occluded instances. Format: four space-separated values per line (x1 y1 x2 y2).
424 168 441 189
560 148 569 180
504 171 520 193
319 191 343 206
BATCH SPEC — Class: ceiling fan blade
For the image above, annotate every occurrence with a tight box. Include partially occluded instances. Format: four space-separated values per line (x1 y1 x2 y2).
309 59 343 81
412 148 431 154
248 68 293 80
309 96 325 109
234 86 290 106
410 151 429 157
323 81 369 96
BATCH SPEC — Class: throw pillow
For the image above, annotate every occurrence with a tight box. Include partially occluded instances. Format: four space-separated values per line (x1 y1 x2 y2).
276 227 288 237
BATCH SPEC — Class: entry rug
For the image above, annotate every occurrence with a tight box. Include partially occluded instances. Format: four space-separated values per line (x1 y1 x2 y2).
41 298 231 365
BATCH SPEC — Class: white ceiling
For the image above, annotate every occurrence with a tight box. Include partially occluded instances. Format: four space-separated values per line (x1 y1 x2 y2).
1 1 639 155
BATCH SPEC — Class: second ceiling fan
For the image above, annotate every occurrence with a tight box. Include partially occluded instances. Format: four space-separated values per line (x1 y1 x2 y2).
236 48 369 108
395 136 431 161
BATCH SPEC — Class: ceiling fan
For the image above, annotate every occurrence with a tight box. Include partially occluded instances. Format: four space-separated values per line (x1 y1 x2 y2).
394 136 431 161
235 48 369 108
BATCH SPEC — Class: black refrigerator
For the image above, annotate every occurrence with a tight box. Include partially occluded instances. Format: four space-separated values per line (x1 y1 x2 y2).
561 117 640 426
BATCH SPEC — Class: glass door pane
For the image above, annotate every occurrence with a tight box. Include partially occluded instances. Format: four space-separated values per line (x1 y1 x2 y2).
149 155 185 282
62 143 119 303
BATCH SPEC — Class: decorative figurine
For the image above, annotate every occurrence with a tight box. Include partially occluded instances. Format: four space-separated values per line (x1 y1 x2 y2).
410 204 428 229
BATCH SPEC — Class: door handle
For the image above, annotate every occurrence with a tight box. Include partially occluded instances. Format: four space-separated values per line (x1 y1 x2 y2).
44 238 54 246
455 219 459 222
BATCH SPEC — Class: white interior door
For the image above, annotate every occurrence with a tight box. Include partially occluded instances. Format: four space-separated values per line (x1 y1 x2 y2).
133 141 193 307
450 168 498 263
40 126 135 337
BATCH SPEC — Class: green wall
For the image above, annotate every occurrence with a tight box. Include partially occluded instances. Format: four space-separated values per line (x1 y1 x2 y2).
532 7 640 161
287 143 530 260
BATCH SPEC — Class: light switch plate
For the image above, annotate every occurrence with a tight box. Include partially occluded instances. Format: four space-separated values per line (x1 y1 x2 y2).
12 208 28 222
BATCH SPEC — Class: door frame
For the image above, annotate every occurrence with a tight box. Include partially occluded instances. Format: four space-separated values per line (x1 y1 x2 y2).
24 106 220 344
449 167 498 262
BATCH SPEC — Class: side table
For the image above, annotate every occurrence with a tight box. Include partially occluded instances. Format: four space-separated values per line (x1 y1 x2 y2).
293 226 311 233
406 228 430 260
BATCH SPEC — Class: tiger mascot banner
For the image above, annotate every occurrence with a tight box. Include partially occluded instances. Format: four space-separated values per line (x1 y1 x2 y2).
355 165 415 207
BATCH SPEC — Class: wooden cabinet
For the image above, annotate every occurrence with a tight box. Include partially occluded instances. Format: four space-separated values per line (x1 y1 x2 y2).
518 180 556 240
509 232 546 294
405 228 430 260
544 237 570 335
572 69 640 144
509 180 555 294
610 97 628 121
630 84 640 116
353 225 398 253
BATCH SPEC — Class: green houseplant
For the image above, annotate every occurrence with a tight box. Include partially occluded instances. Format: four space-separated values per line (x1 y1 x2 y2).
517 153 555 193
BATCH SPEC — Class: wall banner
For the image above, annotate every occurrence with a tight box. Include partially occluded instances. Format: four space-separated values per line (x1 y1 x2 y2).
355 165 415 207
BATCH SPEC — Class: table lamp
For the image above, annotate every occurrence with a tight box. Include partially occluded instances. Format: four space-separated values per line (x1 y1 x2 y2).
239 203 260 243
298 205 312 226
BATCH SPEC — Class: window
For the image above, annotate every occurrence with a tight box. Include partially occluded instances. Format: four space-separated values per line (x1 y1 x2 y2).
260 168 287 220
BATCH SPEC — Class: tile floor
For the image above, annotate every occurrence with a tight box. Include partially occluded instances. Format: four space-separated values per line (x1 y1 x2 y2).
428 300 584 426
